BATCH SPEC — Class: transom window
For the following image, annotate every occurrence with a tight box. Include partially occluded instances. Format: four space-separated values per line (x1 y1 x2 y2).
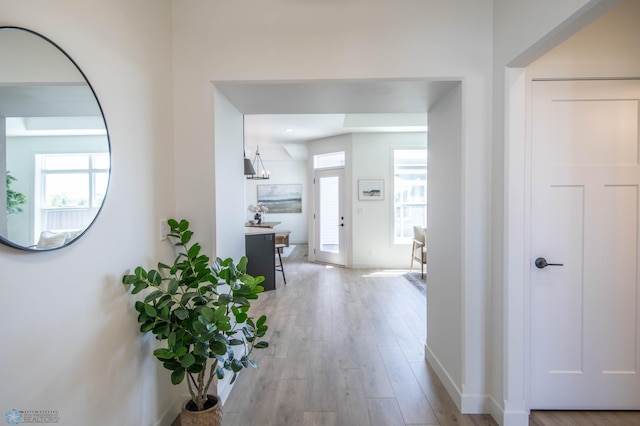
313 151 345 169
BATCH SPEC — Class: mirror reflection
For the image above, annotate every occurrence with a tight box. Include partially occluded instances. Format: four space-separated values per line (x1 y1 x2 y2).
0 27 110 250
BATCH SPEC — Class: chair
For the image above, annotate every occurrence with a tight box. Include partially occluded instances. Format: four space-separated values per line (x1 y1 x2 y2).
410 226 427 278
275 243 287 285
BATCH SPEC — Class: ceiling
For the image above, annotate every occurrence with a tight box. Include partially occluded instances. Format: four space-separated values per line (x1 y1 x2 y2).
216 79 459 160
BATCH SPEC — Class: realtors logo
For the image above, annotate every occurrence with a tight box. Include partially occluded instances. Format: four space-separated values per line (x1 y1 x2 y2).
4 410 22 425
4 409 59 424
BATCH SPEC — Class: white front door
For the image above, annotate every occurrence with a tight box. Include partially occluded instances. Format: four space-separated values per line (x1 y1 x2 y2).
314 168 347 266
530 79 640 409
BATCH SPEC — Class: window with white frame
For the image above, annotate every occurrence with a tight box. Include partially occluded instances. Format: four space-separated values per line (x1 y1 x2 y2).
313 151 345 169
36 153 109 235
394 149 427 244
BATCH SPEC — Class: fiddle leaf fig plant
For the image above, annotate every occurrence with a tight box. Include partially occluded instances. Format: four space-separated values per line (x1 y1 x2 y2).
122 218 269 411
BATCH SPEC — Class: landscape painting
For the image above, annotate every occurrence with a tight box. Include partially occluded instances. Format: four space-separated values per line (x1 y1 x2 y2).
358 179 384 200
257 184 302 213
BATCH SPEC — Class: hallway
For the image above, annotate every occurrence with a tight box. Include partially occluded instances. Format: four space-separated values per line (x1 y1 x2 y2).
222 245 496 425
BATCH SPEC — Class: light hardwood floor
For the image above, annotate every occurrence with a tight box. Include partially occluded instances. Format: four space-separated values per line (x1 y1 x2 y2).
176 245 640 425
221 245 496 426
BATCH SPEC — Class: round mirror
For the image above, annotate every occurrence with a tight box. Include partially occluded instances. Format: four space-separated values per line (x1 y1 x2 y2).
0 27 110 251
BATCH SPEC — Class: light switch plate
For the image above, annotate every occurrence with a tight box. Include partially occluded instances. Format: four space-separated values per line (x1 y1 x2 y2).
160 220 168 241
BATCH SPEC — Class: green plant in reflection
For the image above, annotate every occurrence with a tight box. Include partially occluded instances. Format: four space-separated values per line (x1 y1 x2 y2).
6 171 26 215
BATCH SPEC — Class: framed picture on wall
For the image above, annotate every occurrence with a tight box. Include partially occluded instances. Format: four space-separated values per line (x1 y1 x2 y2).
358 179 384 201
257 184 302 213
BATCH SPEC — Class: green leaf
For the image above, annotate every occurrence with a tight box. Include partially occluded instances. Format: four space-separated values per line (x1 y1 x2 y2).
158 305 170 320
237 256 248 272
134 301 145 312
167 278 179 295
140 321 154 333
230 358 243 373
187 244 201 259
174 346 188 357
143 304 157 318
180 353 196 368
216 365 225 380
217 294 233 305
163 360 180 370
122 275 138 285
144 290 164 303
234 312 248 323
174 308 189 320
181 292 198 304
181 230 193 245
156 295 173 310
131 282 148 295
147 270 162 286
153 348 175 360
210 341 227 355
171 367 186 385
254 341 269 349
200 306 214 323
232 296 250 306
168 332 176 348
193 321 210 336
134 266 148 280
193 342 207 356
257 315 267 329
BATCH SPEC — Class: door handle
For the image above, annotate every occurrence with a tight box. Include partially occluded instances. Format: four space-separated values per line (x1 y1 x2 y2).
535 257 563 269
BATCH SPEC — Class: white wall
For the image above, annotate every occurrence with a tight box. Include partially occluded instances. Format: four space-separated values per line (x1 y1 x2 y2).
0 1 181 425
213 88 245 261
425 83 465 405
351 132 427 269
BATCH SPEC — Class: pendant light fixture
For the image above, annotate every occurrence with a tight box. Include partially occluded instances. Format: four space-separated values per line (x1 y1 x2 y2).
243 115 256 176
246 146 270 180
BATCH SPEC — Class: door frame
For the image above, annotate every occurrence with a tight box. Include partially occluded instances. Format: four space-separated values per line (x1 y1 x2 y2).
313 166 348 266
307 144 352 267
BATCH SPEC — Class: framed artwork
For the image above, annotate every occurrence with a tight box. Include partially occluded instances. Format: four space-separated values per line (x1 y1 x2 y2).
358 179 384 201
257 184 302 213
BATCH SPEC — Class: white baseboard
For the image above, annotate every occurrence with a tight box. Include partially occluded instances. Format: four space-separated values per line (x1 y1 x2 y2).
425 343 463 411
424 344 499 417
425 343 530 426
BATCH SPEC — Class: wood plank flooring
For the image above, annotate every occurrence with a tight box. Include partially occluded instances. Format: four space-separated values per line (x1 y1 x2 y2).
221 245 495 426
175 244 640 425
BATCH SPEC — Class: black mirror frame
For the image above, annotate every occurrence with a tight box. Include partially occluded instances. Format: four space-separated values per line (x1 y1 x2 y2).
0 26 111 251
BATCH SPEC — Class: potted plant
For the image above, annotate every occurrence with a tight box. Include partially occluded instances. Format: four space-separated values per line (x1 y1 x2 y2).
122 218 269 426
247 202 268 224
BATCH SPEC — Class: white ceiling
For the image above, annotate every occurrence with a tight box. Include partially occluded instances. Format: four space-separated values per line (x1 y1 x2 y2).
216 79 459 160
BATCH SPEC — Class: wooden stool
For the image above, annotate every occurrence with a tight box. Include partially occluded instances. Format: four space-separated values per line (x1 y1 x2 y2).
275 243 287 285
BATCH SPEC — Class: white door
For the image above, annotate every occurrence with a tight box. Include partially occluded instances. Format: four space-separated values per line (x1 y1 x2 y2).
314 168 347 266
530 79 640 409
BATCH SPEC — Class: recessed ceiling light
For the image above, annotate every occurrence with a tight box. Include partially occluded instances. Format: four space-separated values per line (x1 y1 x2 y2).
285 128 294 133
